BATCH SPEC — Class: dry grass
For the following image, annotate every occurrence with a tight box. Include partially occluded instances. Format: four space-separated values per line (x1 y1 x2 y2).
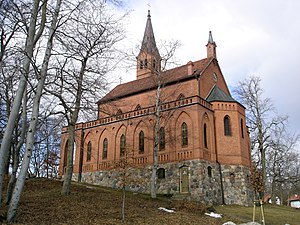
1 178 299 225
0 178 231 225
216 203 300 225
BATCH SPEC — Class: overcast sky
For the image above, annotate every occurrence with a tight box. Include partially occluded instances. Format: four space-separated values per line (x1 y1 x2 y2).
115 0 300 137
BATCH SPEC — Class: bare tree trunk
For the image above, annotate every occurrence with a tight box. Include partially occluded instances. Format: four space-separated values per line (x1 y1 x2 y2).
61 58 87 195
0 0 40 205
61 124 76 195
150 77 161 199
6 91 27 205
122 186 125 221
6 0 61 221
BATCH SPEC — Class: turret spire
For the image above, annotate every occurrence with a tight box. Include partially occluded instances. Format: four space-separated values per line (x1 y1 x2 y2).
206 31 217 59
136 10 161 80
140 10 159 55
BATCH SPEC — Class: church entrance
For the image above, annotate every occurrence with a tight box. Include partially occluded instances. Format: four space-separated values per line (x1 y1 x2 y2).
180 166 189 193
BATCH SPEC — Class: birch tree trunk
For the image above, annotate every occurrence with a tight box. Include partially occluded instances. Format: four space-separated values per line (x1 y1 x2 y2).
5 91 27 205
0 0 40 205
6 0 61 221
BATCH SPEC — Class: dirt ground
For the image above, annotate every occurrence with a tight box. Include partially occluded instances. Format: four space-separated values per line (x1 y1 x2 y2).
0 178 235 225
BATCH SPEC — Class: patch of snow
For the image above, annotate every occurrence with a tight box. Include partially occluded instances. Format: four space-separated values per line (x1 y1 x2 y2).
158 207 175 213
239 222 261 225
204 212 222 218
222 222 236 225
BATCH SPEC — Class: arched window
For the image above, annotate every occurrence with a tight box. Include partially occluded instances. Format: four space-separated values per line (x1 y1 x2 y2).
224 116 231 136
207 166 212 178
181 122 188 147
159 127 165 150
204 123 208 148
87 141 92 162
241 118 244 138
139 131 144 154
157 168 165 179
144 58 148 68
120 134 126 157
102 138 108 159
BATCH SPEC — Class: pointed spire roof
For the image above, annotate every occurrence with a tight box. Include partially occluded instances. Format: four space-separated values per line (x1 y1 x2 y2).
207 30 216 46
140 10 159 55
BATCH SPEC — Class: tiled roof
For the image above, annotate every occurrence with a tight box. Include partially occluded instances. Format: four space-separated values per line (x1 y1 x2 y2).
98 58 211 103
206 85 236 103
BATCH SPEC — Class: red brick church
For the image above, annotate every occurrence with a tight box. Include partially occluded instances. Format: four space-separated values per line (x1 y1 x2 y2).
60 11 252 205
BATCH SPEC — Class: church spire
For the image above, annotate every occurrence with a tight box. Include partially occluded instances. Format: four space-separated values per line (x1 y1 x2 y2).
206 31 217 59
136 10 161 80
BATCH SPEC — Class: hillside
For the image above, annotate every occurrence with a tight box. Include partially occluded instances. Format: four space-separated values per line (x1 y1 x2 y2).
0 178 299 224
0 178 232 224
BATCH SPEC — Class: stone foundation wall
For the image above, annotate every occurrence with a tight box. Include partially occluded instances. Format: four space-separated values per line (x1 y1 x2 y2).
221 164 253 206
72 160 252 205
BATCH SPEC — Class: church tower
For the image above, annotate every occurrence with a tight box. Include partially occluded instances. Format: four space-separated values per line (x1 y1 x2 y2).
206 31 217 59
136 10 161 80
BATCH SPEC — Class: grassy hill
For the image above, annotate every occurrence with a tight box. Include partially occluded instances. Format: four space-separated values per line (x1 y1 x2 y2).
0 178 299 224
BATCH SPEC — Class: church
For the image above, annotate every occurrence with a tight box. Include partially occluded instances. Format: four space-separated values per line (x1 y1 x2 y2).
60 11 252 205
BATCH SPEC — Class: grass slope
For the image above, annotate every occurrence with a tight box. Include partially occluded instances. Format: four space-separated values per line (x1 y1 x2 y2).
0 178 299 224
216 204 300 225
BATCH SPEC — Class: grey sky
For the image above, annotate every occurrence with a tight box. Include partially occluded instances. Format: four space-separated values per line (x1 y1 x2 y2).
117 0 300 137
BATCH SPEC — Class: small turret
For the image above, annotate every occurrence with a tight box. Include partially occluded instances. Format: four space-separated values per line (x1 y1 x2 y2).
206 31 217 59
136 10 161 80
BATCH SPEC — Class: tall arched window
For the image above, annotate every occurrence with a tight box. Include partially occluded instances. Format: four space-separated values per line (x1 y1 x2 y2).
139 131 144 154
120 134 126 157
204 123 208 148
144 58 148 68
181 122 188 146
241 118 244 138
103 138 108 159
224 116 231 136
159 127 165 150
87 141 92 162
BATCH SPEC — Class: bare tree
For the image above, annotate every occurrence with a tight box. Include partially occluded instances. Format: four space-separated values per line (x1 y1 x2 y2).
148 41 181 199
6 0 62 221
267 126 299 203
0 0 43 206
44 0 126 195
235 76 288 194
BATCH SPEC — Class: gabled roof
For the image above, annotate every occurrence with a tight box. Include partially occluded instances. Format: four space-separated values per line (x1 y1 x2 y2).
98 58 212 104
206 85 236 103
